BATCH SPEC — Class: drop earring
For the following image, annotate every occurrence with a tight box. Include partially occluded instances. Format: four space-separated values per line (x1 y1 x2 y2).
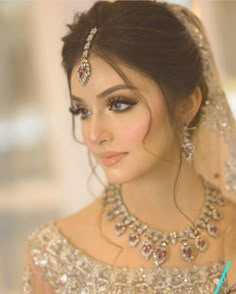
181 124 196 163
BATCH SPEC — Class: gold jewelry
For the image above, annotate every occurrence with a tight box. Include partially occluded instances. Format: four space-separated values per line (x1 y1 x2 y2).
77 27 97 85
102 175 225 267
181 124 196 163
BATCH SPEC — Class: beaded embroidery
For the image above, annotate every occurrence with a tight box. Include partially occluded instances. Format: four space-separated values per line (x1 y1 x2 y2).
21 222 231 293
22 266 32 294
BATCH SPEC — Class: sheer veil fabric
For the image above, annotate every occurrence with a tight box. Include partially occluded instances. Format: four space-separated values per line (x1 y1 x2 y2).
166 3 236 201
166 2 236 288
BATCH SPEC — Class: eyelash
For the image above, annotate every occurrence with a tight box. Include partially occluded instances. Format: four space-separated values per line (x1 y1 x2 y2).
69 96 137 120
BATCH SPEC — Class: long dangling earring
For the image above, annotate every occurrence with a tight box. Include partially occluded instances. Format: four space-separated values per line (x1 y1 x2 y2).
181 124 196 163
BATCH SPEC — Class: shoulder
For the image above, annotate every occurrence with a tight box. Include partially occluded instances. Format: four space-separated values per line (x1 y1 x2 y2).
27 195 104 250
22 197 105 293
55 195 104 246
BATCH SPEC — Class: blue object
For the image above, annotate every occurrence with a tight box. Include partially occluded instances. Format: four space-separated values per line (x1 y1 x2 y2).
214 260 231 294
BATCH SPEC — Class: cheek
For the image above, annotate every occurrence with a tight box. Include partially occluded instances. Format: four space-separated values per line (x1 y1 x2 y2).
143 104 174 152
80 114 149 155
117 116 149 146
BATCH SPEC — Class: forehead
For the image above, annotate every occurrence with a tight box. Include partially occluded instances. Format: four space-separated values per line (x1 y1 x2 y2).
70 55 124 94
70 54 162 101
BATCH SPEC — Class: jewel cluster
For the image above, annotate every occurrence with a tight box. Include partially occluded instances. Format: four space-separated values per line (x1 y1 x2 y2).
77 27 97 86
102 176 225 267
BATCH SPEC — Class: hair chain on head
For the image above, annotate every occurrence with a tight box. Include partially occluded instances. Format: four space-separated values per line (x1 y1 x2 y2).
77 27 98 86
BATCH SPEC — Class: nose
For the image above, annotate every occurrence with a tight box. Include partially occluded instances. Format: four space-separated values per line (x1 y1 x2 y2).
85 111 113 145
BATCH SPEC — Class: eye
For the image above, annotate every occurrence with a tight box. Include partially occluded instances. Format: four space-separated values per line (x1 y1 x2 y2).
69 105 91 120
106 96 137 112
68 96 137 120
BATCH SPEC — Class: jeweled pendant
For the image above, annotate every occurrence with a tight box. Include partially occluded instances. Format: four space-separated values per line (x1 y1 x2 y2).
196 218 207 228
181 242 194 263
212 209 222 220
115 222 126 236
181 143 193 162
128 232 140 247
153 242 168 266
141 240 154 260
77 58 90 85
207 223 218 237
194 237 207 251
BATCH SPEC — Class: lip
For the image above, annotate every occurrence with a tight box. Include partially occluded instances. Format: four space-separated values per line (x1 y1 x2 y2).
100 152 127 166
100 151 127 158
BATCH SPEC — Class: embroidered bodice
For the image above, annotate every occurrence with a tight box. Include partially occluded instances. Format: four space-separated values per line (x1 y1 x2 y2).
21 221 231 294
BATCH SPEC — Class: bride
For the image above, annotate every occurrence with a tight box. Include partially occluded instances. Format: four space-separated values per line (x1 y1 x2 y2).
21 1 236 293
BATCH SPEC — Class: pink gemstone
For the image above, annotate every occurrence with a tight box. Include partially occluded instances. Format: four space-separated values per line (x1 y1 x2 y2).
129 235 137 242
155 248 166 259
143 244 152 253
153 246 168 265
207 223 218 237
182 146 192 157
141 242 153 259
195 237 207 251
183 247 192 258
128 233 139 247
198 240 205 247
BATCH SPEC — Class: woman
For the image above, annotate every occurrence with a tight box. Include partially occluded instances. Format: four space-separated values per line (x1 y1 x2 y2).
21 1 236 293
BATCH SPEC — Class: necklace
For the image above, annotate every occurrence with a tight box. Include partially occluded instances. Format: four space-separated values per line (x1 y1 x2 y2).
102 175 225 267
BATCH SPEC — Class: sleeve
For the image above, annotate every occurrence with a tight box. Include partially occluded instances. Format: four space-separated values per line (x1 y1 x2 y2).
223 219 236 293
21 243 55 294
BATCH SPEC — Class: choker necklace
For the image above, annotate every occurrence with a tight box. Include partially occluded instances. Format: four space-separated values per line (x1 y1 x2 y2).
102 175 225 267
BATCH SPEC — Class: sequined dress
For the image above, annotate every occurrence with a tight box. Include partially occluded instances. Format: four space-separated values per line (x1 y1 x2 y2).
21 221 231 294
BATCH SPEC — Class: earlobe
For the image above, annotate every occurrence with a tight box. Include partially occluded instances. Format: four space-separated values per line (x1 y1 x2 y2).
188 86 202 125
176 86 203 126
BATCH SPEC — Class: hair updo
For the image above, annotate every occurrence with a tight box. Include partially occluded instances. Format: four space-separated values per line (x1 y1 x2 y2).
61 0 208 133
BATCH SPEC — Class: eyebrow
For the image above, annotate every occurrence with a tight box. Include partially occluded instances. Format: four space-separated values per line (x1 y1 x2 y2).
71 84 137 103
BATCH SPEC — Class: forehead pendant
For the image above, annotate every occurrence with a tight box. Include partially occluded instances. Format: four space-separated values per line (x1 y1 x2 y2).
77 27 97 86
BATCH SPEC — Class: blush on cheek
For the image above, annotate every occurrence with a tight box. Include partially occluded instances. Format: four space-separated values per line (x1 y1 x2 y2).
120 121 149 146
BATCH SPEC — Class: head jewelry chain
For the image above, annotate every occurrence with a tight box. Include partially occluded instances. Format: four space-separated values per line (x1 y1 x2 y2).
77 27 97 86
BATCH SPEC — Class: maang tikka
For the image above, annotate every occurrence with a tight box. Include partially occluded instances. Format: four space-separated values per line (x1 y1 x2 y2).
77 27 98 85
181 124 196 163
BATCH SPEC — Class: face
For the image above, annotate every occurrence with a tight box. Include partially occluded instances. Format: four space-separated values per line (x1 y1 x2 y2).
70 55 179 184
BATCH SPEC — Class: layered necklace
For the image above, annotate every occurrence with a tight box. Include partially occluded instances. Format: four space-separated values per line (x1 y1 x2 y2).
102 175 225 267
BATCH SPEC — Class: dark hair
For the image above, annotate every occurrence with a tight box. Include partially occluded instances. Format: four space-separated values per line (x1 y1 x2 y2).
61 0 209 266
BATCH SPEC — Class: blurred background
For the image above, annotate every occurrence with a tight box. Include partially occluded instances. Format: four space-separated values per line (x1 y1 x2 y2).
0 0 235 293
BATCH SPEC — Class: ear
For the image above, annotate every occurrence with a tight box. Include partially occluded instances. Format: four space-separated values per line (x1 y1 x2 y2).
176 86 202 127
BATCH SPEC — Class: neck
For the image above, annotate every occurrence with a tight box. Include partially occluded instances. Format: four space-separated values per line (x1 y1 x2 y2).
120 159 205 231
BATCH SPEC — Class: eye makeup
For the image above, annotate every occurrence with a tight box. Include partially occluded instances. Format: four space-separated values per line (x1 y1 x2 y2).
69 96 138 120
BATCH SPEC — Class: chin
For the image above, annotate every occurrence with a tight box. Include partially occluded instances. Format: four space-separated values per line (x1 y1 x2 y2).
102 166 146 185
